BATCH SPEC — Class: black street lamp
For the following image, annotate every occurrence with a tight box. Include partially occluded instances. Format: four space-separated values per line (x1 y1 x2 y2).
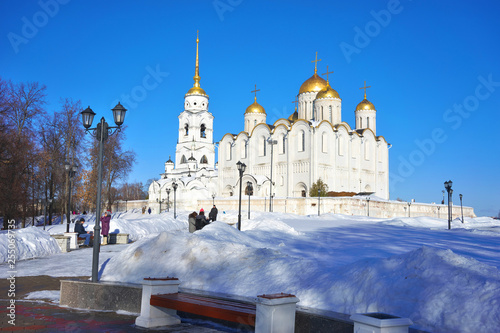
247 181 252 220
408 201 411 217
172 182 178 219
459 194 464 223
212 193 216 206
64 161 78 233
442 190 445 205
237 161 246 231
267 138 277 212
80 102 127 283
166 188 171 212
444 180 453 230
366 196 370 216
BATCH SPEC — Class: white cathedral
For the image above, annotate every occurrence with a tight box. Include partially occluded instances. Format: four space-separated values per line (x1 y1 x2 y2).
148 34 390 210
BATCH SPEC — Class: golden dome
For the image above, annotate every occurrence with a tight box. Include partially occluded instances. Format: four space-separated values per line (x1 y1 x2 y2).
288 110 298 122
299 72 327 95
245 97 266 114
316 82 340 100
356 99 376 111
185 86 208 97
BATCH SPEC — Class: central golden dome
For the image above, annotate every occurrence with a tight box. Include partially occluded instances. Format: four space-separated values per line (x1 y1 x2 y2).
356 99 376 111
316 82 340 100
299 73 327 94
245 97 266 114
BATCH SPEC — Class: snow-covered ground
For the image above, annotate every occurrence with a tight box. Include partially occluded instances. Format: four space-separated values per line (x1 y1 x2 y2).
1 210 499 333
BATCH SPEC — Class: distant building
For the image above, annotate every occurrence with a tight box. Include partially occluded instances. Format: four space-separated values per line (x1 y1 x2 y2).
149 34 390 210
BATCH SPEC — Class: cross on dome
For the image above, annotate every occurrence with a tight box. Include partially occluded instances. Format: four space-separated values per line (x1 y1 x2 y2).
322 66 334 84
311 51 322 74
251 84 260 102
360 80 371 99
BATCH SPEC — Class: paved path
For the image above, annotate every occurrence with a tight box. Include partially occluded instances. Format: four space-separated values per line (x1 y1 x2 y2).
0 276 237 332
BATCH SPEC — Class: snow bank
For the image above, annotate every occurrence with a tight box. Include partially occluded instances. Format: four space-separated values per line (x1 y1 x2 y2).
101 222 500 333
0 227 60 262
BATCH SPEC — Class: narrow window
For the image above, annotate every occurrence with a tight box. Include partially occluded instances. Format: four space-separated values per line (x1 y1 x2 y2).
282 135 286 154
200 155 208 164
367 117 370 128
226 142 232 160
181 155 187 164
184 124 189 136
200 124 206 138
360 117 362 128
263 137 267 156
329 105 332 122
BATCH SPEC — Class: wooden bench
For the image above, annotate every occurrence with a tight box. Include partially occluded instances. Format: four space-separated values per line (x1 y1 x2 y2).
151 292 256 326
135 277 299 332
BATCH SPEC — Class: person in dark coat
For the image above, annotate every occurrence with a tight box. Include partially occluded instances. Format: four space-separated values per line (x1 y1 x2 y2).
188 211 197 233
209 205 218 222
195 209 209 230
148 207 151 214
100 211 111 245
74 218 92 246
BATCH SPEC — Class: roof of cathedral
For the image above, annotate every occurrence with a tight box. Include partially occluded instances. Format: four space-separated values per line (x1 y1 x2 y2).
355 98 376 111
356 81 375 111
299 72 327 94
245 96 266 114
316 81 340 100
288 110 298 123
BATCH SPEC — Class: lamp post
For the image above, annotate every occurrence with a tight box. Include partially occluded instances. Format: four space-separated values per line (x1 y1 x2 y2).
408 201 411 217
212 193 216 206
125 199 128 212
237 161 246 230
80 102 127 283
442 190 445 205
247 181 252 219
318 188 321 216
366 196 370 216
166 189 171 212
267 138 277 212
64 161 78 233
154 180 164 214
172 182 178 219
459 194 464 223
437 206 440 218
444 180 453 230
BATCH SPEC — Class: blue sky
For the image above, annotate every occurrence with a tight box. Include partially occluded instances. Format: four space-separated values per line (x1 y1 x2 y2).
1 0 499 216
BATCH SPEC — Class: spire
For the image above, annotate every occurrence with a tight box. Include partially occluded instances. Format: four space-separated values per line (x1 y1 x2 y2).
193 30 201 88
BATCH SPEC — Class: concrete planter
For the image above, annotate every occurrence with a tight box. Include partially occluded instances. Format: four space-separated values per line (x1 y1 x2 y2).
51 235 70 252
64 232 79 249
350 313 413 333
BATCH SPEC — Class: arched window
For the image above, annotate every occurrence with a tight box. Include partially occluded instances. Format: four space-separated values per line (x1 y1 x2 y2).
200 124 206 138
254 119 257 126
367 117 370 128
282 134 286 154
263 137 267 156
338 135 344 156
360 117 363 128
329 105 332 122
184 124 189 136
181 155 187 164
200 155 208 164
245 184 253 196
299 130 305 152
322 132 327 153
301 190 306 197
226 142 232 160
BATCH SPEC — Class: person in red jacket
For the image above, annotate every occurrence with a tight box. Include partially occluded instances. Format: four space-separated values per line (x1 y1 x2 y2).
100 211 111 245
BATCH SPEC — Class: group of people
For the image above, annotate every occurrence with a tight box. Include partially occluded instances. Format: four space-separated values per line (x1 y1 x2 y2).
74 211 111 247
188 205 218 233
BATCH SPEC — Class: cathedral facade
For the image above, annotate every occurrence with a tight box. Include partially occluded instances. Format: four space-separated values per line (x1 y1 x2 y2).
149 35 390 210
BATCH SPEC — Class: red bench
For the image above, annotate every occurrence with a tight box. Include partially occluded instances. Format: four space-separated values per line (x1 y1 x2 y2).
135 277 299 332
151 292 256 326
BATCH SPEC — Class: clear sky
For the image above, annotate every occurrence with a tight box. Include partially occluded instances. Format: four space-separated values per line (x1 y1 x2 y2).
1 0 499 216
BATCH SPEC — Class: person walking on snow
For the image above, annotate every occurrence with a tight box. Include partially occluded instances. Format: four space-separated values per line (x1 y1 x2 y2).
195 208 209 230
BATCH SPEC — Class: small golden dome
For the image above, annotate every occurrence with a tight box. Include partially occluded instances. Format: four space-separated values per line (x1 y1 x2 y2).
185 86 208 97
299 72 327 94
245 98 266 114
316 82 340 100
288 110 298 122
356 99 376 111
